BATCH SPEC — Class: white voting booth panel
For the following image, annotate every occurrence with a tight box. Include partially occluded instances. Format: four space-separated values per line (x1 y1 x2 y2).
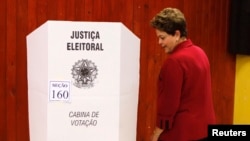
26 20 140 141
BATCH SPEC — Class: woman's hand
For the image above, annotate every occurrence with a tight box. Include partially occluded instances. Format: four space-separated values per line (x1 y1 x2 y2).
150 127 163 141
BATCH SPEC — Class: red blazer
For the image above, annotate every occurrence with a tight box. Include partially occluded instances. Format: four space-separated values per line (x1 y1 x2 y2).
157 39 216 141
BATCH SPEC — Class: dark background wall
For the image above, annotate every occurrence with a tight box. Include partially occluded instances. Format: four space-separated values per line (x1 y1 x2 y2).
0 0 235 141
228 0 250 55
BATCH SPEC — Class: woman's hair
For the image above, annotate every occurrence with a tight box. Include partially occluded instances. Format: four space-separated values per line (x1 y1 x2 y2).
150 7 187 37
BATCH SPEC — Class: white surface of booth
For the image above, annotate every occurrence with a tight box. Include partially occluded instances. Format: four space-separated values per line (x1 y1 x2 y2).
26 20 140 141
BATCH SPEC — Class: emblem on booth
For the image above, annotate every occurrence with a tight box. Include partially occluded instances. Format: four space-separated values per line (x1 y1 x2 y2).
71 59 98 88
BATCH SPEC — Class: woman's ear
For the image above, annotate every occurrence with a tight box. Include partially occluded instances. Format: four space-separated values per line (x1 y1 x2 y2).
174 30 181 41
174 30 181 37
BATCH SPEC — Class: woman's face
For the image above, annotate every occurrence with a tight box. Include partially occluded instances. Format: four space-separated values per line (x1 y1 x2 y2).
155 29 179 54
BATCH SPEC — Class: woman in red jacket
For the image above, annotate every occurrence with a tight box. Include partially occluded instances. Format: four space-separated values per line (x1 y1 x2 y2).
150 7 216 141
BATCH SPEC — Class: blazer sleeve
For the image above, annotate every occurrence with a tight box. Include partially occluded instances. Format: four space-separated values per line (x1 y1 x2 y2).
156 58 183 130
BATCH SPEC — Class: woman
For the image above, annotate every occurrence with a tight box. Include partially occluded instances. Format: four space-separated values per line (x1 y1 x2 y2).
150 7 216 141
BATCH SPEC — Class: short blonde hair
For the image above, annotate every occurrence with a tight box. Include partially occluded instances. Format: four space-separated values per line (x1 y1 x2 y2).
150 7 187 37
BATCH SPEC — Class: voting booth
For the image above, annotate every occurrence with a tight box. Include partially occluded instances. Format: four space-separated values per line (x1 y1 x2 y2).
26 21 140 141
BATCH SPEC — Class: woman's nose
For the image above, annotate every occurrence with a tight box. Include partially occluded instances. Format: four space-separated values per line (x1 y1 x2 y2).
158 39 162 45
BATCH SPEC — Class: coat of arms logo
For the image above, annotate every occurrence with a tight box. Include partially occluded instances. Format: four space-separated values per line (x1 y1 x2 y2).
71 59 98 88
